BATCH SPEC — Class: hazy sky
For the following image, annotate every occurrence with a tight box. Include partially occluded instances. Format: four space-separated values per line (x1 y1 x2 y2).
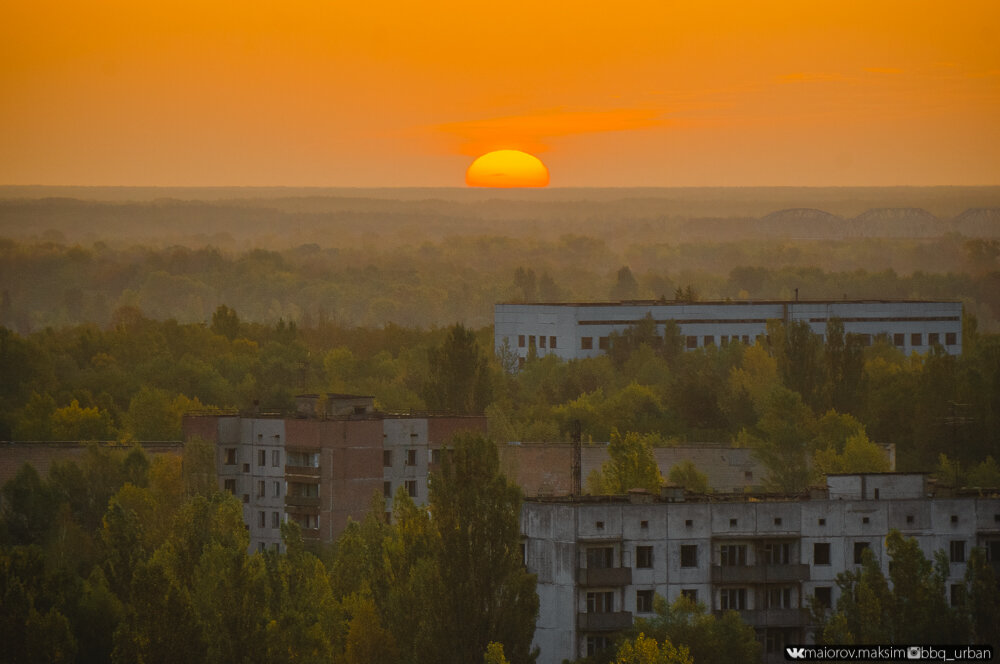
2 1 998 187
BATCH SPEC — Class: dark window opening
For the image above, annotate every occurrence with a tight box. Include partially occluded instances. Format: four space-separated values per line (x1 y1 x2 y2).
636 589 654 613
587 546 614 569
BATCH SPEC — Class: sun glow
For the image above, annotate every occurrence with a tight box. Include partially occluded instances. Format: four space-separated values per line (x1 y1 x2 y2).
465 150 550 188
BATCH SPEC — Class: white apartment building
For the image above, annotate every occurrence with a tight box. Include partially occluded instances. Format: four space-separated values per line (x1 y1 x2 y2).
521 473 1000 664
495 300 963 366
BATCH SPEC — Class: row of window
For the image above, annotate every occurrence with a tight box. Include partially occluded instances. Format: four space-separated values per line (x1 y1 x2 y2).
518 334 557 349
578 331 958 352
383 448 446 467
258 510 282 529
223 448 284 466
589 539 969 570
598 511 986 532
587 586 802 615
384 480 418 499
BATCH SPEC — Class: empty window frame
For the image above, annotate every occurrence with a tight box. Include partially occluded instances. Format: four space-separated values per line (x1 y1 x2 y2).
587 546 614 569
763 542 791 565
720 544 747 567
853 541 870 564
586 591 615 613
719 588 747 610
680 545 698 568
581 337 593 350
636 546 653 569
636 589 654 613
814 542 831 565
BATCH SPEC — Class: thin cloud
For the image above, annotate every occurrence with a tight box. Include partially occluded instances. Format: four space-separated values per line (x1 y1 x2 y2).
778 72 848 84
431 107 670 155
865 67 904 75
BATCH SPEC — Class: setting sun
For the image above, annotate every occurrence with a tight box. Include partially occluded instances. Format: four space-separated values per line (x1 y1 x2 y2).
465 150 550 188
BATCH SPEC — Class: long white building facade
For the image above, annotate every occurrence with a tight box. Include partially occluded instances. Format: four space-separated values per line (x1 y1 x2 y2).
495 300 962 365
522 474 1000 664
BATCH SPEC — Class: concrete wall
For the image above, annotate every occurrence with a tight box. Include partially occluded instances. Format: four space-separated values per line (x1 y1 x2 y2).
499 442 766 495
523 486 1000 664
0 441 183 491
496 301 963 363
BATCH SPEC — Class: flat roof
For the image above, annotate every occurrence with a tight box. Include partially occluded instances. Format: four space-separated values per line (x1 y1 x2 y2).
497 299 961 307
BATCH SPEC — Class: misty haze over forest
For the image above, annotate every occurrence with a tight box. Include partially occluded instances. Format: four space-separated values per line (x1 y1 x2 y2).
2 187 998 332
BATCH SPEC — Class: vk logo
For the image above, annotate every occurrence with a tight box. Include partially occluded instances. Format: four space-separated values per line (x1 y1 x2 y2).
786 647 807 659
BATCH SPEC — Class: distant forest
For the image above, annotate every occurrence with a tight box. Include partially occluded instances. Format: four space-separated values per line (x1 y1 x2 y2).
1 187 999 331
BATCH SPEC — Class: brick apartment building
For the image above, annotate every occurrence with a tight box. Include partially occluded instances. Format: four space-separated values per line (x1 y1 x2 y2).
182 394 486 552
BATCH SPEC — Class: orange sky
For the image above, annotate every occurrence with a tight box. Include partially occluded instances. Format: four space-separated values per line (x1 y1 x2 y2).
1 1 998 186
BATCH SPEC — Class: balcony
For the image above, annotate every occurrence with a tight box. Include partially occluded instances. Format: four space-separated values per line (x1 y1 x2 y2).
577 611 633 632
718 608 809 627
711 564 809 584
285 495 321 508
285 465 320 480
578 567 632 587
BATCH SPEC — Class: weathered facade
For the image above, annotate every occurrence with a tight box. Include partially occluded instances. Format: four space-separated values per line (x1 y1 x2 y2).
183 396 487 552
496 300 963 365
521 474 1000 664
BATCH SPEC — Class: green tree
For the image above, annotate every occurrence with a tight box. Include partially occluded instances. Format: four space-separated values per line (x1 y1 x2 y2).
123 386 180 440
343 595 398 664
824 318 864 414
485 641 511 664
211 304 242 340
964 547 1000 644
11 392 57 440
0 464 62 545
966 456 1000 488
50 399 117 441
667 460 708 493
610 266 639 300
182 435 219 497
739 386 816 493
589 430 663 494
614 632 692 664
770 320 827 410
426 433 539 664
820 531 968 645
632 594 761 664
424 324 493 414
